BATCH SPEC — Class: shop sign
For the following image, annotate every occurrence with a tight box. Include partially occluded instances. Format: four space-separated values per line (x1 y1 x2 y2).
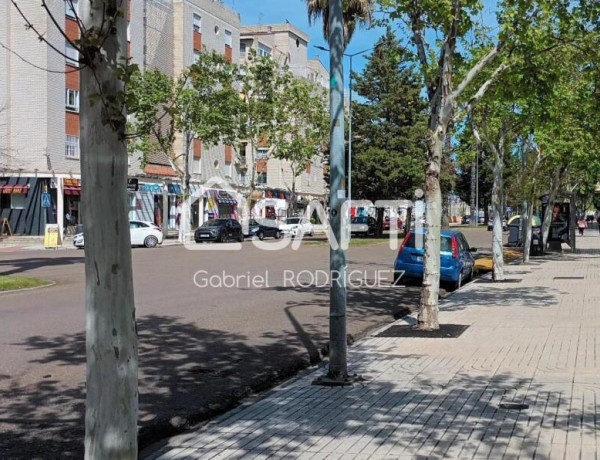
44 224 61 249
127 178 139 192
168 184 182 195
140 183 163 194
64 179 80 187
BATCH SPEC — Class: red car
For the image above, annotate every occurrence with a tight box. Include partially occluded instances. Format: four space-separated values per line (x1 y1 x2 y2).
383 216 402 230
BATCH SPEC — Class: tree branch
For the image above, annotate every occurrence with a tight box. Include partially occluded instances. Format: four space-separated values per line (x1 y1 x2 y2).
451 43 504 102
453 61 509 124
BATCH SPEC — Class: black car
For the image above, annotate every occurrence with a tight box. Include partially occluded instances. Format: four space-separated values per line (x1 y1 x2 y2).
194 219 244 243
243 219 281 240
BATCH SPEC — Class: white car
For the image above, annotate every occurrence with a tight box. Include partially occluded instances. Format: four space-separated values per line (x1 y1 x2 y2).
279 217 314 237
73 220 164 248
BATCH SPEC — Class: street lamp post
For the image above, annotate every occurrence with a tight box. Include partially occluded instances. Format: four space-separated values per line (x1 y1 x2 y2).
315 45 380 210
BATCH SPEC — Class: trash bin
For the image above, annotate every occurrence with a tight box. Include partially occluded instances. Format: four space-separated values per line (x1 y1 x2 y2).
508 223 520 246
530 226 543 256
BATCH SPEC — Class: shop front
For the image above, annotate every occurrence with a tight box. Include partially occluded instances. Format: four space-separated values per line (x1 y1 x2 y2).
203 188 238 222
0 177 56 236
252 189 291 220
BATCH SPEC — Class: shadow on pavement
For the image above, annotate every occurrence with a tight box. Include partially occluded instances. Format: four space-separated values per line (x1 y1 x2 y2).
0 256 84 276
0 314 341 459
150 370 597 459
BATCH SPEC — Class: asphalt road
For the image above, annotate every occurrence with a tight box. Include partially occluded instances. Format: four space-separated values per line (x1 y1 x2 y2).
0 227 496 459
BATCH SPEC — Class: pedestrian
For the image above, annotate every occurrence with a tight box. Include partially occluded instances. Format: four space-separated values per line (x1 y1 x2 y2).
577 217 587 236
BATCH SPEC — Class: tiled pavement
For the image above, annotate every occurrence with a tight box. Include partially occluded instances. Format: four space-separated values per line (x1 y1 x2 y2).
147 235 600 459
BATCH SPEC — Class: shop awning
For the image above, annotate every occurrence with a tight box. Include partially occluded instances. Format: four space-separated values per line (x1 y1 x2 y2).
216 190 237 205
64 186 81 195
1 184 30 194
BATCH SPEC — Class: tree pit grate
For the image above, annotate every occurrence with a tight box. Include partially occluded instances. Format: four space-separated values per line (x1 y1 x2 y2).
376 324 469 339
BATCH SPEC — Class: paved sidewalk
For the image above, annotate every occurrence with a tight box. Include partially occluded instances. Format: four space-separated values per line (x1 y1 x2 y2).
146 235 600 460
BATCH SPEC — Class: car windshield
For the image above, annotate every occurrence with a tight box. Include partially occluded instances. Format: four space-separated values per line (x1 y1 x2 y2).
405 233 452 251
285 218 301 225
352 217 368 224
202 219 228 227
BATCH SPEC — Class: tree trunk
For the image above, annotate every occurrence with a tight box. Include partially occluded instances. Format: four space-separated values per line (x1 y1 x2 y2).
470 159 476 225
542 167 561 248
179 131 192 243
247 139 257 217
441 195 450 228
523 201 533 263
405 206 412 235
418 130 443 330
491 153 504 281
80 2 138 458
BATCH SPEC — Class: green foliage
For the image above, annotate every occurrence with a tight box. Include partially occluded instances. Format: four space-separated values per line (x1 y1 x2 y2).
351 31 428 201
127 51 242 169
271 78 329 190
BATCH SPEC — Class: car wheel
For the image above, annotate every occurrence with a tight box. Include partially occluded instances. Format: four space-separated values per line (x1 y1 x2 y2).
144 235 158 248
219 233 227 243
275 230 281 239
238 233 244 243
452 272 463 291
258 231 264 241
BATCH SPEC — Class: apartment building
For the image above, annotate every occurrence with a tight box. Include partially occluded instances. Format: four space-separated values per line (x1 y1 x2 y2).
240 23 328 219
126 0 243 231
0 3 327 235
0 0 242 236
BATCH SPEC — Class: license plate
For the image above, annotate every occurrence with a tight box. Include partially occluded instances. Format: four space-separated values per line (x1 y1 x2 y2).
200 234 209 238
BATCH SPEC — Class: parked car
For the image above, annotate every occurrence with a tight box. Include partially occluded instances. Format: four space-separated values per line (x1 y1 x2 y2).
243 218 281 240
383 216 402 231
461 215 471 225
487 216 508 231
73 220 163 248
194 218 244 243
279 217 314 237
351 216 378 237
394 229 476 290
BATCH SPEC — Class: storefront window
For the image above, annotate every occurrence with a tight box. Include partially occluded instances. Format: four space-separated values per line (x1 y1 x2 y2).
10 194 26 210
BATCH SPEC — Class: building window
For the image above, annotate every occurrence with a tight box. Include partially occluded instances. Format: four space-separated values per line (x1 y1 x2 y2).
193 157 201 174
65 0 78 18
193 50 201 62
256 148 269 159
225 30 232 47
214 25 220 35
65 41 79 67
240 43 246 54
257 172 267 184
127 22 131 41
9 194 26 210
193 13 201 33
65 135 80 159
258 43 271 58
65 88 79 112
239 173 247 186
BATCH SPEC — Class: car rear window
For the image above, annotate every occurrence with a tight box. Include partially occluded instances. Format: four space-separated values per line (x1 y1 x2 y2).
405 233 452 251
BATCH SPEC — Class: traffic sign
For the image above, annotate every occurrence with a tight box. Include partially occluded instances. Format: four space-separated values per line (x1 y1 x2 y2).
41 193 52 208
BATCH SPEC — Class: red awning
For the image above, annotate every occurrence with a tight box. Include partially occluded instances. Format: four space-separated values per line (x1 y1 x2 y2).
64 186 81 196
0 184 30 194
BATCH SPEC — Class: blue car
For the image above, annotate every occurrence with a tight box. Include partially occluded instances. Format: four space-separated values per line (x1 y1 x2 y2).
394 229 476 290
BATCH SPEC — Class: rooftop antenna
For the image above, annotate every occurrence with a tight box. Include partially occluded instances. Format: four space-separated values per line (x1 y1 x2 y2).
258 12 263 25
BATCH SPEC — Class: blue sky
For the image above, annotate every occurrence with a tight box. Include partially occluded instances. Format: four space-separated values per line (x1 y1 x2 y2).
222 0 386 81
222 0 500 91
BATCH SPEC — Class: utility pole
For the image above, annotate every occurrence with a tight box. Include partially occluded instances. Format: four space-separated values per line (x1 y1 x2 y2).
313 0 353 386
